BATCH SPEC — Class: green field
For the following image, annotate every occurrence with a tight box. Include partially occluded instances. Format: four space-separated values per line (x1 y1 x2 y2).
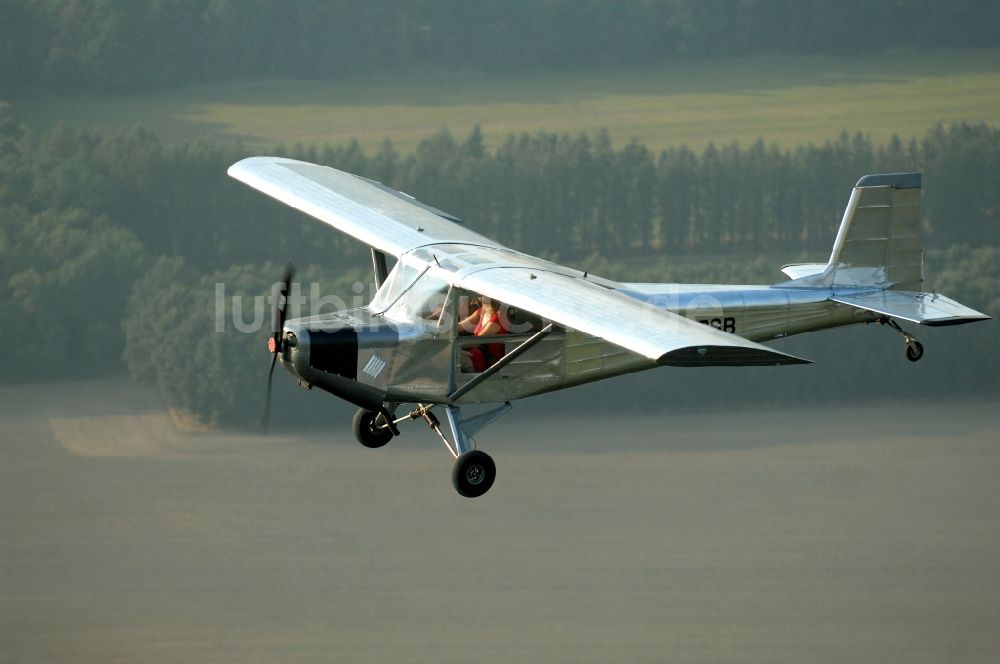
13 49 1000 154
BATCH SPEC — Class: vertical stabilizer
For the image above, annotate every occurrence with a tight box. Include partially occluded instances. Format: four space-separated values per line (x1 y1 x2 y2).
825 172 923 290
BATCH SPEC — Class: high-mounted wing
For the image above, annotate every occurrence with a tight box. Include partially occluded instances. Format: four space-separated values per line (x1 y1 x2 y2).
231 157 808 366
460 267 810 366
228 157 505 257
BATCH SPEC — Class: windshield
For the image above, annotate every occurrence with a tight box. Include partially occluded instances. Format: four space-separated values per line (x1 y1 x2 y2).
383 272 451 324
369 262 423 313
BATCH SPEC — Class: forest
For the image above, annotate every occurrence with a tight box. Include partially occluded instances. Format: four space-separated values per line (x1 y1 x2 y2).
2 0 999 98
1 1 997 426
0 105 997 425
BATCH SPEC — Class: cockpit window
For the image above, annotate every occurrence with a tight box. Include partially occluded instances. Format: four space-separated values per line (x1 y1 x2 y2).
369 262 424 313
382 272 450 324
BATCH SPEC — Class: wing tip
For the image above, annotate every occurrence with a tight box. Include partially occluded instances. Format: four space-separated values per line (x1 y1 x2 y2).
657 345 812 367
228 156 301 177
920 313 992 327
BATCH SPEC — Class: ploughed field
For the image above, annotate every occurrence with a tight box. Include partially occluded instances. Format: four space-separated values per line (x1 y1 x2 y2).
2 378 999 663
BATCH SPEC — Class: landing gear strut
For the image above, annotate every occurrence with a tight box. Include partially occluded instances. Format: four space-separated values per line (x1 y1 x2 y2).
877 317 924 362
356 402 509 498
410 404 499 498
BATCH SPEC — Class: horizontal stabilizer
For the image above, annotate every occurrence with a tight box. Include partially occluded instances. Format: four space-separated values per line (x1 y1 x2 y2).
780 263 827 280
832 290 990 326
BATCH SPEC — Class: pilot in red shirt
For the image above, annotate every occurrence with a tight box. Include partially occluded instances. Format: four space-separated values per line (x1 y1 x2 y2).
459 296 509 372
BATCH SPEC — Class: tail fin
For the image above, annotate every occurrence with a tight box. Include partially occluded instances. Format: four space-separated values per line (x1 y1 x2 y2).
782 172 989 326
781 172 922 289
827 172 923 290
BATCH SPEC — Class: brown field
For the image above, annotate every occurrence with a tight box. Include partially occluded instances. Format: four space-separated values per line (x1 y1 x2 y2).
2 378 999 663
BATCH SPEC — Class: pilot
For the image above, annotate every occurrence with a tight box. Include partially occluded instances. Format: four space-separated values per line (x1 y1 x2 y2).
459 296 509 372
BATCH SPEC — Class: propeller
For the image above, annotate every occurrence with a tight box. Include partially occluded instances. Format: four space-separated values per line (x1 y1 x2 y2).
260 261 295 431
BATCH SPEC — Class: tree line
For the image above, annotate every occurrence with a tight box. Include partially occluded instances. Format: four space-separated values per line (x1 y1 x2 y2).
3 0 998 98
277 124 1000 256
0 113 997 424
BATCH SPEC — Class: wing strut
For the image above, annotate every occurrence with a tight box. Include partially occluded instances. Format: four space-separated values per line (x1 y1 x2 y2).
448 323 554 402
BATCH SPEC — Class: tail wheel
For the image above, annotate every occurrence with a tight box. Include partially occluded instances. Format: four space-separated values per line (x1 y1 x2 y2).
352 408 393 448
452 450 496 498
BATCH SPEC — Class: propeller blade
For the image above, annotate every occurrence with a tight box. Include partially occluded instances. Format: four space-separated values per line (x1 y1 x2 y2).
260 352 278 431
261 261 295 432
273 261 296 347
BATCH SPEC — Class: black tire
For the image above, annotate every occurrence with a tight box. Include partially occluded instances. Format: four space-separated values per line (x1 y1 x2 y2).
906 341 924 363
352 408 393 448
452 450 496 498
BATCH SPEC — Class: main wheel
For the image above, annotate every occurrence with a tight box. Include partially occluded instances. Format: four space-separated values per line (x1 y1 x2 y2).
905 341 924 362
452 450 496 498
352 408 393 448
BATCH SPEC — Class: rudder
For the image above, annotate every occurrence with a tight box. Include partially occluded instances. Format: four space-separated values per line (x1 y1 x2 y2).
826 172 923 290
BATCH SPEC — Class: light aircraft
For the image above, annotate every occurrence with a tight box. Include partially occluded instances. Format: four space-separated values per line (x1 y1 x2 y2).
229 159 989 497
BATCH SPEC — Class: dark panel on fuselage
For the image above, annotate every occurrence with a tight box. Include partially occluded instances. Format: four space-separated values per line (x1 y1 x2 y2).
309 327 358 379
